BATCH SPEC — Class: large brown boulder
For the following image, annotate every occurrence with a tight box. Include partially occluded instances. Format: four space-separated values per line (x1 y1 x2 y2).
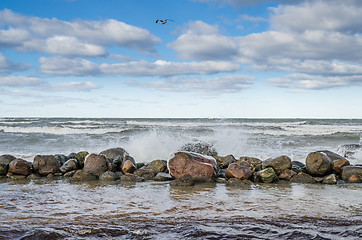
72 170 97 181
8 158 32 176
33 155 61 176
263 155 291 175
341 166 362 183
225 163 252 180
83 153 108 176
0 154 16 175
290 172 317 184
168 151 218 181
306 152 332 176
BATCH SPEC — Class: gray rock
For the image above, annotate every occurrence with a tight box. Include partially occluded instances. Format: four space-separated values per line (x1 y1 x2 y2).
170 174 194 186
83 153 108 176
54 154 68 165
316 150 346 161
154 172 173 181
306 152 332 176
99 171 118 181
33 155 61 176
100 148 129 160
8 158 32 176
0 154 16 175
290 172 317 184
120 173 144 182
147 160 168 173
134 169 157 180
72 170 97 181
60 159 79 173
291 161 306 173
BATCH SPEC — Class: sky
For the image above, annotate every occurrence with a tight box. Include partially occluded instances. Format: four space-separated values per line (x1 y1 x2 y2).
0 0 361 118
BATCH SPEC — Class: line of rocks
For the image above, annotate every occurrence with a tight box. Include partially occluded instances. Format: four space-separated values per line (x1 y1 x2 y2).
0 142 361 187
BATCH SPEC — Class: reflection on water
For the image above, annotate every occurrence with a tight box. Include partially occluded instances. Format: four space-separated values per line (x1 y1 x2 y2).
0 179 361 239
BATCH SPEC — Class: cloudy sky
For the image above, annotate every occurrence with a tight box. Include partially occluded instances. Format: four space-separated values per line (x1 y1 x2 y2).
0 0 361 118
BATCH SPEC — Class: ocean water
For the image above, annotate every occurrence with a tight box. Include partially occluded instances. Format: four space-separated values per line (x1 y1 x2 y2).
0 118 361 239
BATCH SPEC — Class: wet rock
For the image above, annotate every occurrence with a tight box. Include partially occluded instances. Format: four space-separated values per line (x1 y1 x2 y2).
168 151 218 181
170 174 194 186
263 155 292 175
214 155 236 169
306 152 332 176
120 173 144 182
134 169 157 180
317 150 347 161
147 160 167 173
8 174 27 180
154 172 173 181
75 151 89 168
27 173 41 179
216 177 228 183
72 170 97 181
60 159 79 173
100 147 129 160
279 169 297 181
226 178 252 187
99 171 118 181
67 152 77 159
8 158 32 176
337 144 362 158
347 174 361 183
33 155 61 176
341 166 362 183
322 174 338 184
180 141 217 156
236 160 252 168
137 163 145 169
0 154 16 175
291 161 306 173
122 160 136 174
256 168 277 183
225 163 252 180
332 159 350 174
238 157 262 167
63 170 77 178
54 154 68 165
290 172 317 184
83 153 108 176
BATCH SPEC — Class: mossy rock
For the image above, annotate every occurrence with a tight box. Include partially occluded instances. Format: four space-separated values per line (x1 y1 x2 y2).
75 151 89 168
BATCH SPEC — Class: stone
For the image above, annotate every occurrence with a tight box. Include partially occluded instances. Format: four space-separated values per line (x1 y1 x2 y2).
8 158 32 176
316 150 347 161
120 173 144 182
216 177 228 183
99 171 119 181
225 163 252 180
237 157 262 167
54 154 68 165
263 155 292 175
180 141 217 156
337 144 362 158
0 155 16 175
332 159 350 174
279 169 297 181
291 161 306 173
122 160 136 174
154 172 173 181
341 166 362 182
347 174 361 183
290 172 317 184
214 155 236 169
100 147 129 160
27 173 41 179
147 160 168 173
306 152 332 176
72 170 97 181
75 151 89 168
170 174 194 186
33 155 61 176
322 174 338 184
83 153 108 176
226 178 252 187
63 170 77 178
256 168 277 183
133 169 157 180
168 151 218 181
60 159 79 173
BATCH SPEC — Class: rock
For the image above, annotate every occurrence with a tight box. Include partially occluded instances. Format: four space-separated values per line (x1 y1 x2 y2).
75 151 89 168
236 160 252 168
337 144 362 158
256 168 277 183
133 169 157 180
225 163 252 180
100 147 129 160
291 161 306 173
122 160 136 174
322 174 338 184
54 154 68 165
83 153 108 176
180 141 217 156
263 155 292 175
72 170 97 181
99 171 119 181
316 150 346 161
226 178 252 187
170 174 194 186
237 157 262 167
63 170 77 178
27 173 41 179
216 177 228 183
290 172 317 184
0 154 16 175
147 160 168 173
347 174 361 183
214 155 236 169
168 151 218 181
332 159 350 174
60 159 79 173
279 169 297 181
8 158 32 176
306 152 332 176
33 155 61 176
341 166 362 182
67 153 77 159
154 172 173 181
137 163 145 169
120 173 144 182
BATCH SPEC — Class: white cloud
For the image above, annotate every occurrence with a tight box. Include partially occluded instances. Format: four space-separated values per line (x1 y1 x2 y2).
193 0 300 7
0 75 44 87
0 53 29 74
39 57 100 76
51 81 102 92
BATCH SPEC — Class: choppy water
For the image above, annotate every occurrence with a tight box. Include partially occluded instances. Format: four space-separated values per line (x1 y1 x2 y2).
0 118 362 239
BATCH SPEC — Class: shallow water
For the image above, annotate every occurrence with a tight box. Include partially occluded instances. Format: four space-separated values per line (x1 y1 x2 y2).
0 178 361 239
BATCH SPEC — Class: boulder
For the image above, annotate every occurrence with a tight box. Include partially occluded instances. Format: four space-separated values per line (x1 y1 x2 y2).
99 171 118 181
341 166 362 183
63 170 77 178
237 157 262 167
226 178 252 187
122 160 136 174
225 163 252 180
290 172 317 184
154 172 173 181
72 170 97 181
120 173 144 182
133 169 157 180
0 154 16 175
75 151 89 168
256 168 277 183
263 155 292 175
170 174 194 186
180 141 217 156
291 161 306 173
83 153 108 176
332 159 350 174
147 160 167 173
322 174 338 184
33 155 61 176
337 144 361 158
279 169 297 181
54 154 68 165
168 151 218 181
100 147 129 160
306 152 332 176
8 158 32 176
316 150 346 161
60 159 79 173
214 155 236 169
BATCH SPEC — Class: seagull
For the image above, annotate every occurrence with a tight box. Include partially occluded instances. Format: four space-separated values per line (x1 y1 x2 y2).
155 19 174 24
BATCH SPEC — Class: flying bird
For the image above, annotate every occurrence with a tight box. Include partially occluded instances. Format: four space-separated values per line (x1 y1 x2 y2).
155 19 174 24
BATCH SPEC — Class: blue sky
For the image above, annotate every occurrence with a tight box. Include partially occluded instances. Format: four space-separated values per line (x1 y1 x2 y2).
0 0 361 118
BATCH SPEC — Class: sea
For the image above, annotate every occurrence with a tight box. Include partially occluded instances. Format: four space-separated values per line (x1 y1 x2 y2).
0 118 361 239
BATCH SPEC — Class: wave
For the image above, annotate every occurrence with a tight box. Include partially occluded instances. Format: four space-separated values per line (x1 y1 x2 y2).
0 126 134 135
